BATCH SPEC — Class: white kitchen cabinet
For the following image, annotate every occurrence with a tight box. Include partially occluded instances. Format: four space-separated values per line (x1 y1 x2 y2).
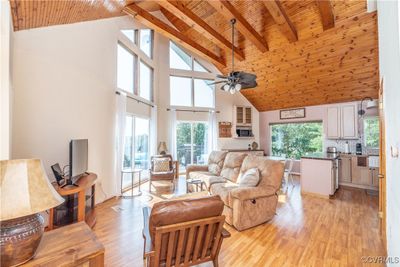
339 156 352 183
327 103 358 139
327 107 341 139
234 106 252 126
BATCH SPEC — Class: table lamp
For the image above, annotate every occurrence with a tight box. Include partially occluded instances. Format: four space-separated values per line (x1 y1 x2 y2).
0 159 64 266
158 142 168 155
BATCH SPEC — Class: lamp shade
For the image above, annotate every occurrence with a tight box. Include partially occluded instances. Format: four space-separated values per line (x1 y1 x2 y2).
158 142 168 154
0 159 64 221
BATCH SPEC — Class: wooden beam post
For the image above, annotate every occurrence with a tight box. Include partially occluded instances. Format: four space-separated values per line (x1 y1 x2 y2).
157 0 244 61
316 0 335 30
207 0 268 53
263 0 298 43
124 3 226 69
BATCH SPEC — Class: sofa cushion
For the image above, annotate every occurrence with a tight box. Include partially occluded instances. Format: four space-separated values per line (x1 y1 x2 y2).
237 167 260 187
210 181 238 208
149 195 224 244
239 155 284 193
207 151 228 175
153 158 170 172
189 172 226 189
220 153 247 183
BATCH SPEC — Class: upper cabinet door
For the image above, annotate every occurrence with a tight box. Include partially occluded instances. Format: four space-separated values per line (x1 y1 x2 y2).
341 104 358 139
245 107 252 125
327 106 341 139
236 107 244 124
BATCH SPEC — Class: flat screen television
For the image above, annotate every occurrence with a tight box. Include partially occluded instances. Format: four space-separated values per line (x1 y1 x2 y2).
69 139 88 179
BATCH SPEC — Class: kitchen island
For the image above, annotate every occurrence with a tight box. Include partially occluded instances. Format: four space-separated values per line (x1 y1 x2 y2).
300 153 339 198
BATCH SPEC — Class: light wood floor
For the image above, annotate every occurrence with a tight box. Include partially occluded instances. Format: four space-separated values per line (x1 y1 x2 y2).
92 177 385 267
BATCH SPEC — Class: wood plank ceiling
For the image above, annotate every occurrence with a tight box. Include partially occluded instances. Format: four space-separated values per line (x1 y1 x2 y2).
9 0 379 111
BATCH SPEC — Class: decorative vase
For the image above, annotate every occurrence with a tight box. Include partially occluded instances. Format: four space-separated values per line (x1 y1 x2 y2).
0 214 44 267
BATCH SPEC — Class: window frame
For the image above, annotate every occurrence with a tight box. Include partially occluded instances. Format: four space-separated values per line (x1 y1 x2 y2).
139 29 154 59
269 120 324 159
363 116 379 149
122 113 151 190
118 29 155 103
169 42 215 109
176 120 209 171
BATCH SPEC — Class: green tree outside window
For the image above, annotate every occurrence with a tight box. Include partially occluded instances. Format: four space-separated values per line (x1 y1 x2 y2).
271 122 323 159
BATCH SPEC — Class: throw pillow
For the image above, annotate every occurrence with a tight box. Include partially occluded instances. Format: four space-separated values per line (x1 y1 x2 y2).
237 168 260 187
153 158 170 172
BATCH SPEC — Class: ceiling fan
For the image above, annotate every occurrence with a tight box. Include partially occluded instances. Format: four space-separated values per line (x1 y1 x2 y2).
210 19 258 94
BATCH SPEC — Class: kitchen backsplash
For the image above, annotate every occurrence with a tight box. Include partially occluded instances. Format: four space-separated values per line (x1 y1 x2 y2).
324 138 379 155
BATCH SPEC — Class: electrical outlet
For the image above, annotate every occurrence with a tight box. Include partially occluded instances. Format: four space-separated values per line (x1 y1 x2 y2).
391 145 399 158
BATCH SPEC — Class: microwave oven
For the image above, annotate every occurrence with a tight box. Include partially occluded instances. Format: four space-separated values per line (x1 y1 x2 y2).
236 128 253 137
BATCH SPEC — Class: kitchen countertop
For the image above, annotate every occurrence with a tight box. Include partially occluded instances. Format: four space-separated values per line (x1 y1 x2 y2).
301 152 340 160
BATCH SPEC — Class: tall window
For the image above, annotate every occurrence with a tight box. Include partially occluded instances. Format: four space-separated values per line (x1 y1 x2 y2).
364 117 379 148
169 41 215 108
176 122 208 171
123 115 150 189
117 43 136 94
118 29 154 102
271 122 323 159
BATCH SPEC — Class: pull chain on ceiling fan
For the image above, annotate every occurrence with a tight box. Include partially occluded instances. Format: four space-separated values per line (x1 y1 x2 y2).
210 19 258 94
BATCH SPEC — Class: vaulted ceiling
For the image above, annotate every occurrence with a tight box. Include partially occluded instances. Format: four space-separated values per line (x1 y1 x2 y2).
10 0 379 111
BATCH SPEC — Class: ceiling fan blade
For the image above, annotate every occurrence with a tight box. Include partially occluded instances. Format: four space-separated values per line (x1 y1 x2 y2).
216 74 228 79
207 80 226 85
240 80 258 89
238 72 257 81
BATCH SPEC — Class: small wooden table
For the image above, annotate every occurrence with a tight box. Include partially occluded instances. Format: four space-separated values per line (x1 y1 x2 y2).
48 173 97 230
22 222 104 267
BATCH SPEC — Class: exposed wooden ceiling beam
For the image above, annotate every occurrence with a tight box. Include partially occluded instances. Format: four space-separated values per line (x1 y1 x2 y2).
124 3 226 69
263 0 298 43
156 0 244 61
316 0 335 30
207 0 268 53
160 7 191 33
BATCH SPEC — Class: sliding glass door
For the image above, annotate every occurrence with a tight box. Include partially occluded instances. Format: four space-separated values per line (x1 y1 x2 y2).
176 122 208 172
123 115 149 190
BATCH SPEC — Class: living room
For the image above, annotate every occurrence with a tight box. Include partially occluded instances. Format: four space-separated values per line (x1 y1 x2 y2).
1 0 400 266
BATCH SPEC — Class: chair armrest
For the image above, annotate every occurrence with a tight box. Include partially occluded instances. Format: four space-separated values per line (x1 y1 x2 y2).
230 186 277 201
221 228 231 238
185 164 209 179
142 207 154 257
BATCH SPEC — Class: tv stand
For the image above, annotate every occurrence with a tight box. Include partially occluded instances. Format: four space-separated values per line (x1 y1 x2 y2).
47 173 97 231
61 178 78 188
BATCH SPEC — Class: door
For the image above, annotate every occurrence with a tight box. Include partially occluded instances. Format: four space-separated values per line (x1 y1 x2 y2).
339 156 352 183
327 106 340 139
245 107 252 125
378 78 386 245
176 122 208 172
341 104 358 139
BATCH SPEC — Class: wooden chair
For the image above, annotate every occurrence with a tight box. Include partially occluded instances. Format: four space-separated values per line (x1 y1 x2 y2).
149 155 176 192
142 204 230 267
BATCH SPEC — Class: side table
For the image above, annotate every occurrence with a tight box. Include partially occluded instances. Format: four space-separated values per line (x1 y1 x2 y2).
186 179 206 193
22 222 104 266
121 169 143 197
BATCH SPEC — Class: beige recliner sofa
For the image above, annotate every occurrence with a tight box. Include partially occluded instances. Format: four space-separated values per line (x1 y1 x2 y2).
186 151 284 231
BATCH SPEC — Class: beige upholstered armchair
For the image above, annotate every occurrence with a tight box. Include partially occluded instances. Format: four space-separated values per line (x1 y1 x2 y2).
210 155 285 231
149 155 175 192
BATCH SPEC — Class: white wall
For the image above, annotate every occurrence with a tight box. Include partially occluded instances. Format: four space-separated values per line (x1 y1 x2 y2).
12 16 147 203
377 1 400 263
11 15 259 203
0 1 12 160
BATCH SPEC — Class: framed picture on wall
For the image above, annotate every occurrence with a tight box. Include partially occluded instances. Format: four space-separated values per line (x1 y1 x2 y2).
280 108 306 120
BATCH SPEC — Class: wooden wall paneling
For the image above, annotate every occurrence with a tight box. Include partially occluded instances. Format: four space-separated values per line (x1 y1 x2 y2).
123 3 226 69
157 0 245 61
316 0 335 30
263 0 298 42
206 0 269 52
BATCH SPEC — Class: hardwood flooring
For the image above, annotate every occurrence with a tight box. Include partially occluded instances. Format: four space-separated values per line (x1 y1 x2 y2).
92 177 385 266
